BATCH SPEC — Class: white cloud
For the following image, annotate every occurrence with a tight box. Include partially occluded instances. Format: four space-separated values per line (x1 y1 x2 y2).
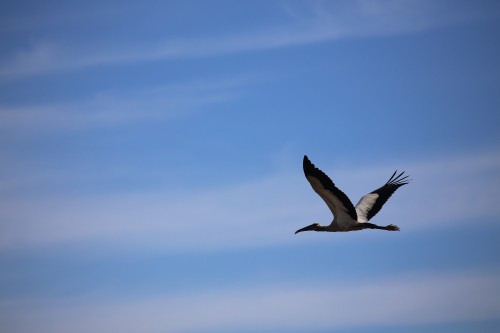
0 0 493 79
0 148 499 252
0 75 252 131
1 271 499 333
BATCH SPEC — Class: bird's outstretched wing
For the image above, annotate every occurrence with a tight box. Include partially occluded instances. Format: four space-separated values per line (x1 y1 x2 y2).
303 155 357 222
355 171 410 222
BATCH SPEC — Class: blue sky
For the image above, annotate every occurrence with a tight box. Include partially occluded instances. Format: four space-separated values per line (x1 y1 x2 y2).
1 0 500 332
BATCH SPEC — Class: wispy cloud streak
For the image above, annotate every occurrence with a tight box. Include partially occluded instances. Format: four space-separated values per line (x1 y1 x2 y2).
0 76 251 131
1 149 499 252
1 272 499 333
0 0 494 79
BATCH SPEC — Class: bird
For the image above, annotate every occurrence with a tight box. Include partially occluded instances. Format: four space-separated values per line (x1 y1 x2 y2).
295 155 410 234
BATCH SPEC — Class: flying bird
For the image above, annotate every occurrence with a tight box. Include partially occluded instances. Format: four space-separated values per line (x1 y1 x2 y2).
296 155 410 234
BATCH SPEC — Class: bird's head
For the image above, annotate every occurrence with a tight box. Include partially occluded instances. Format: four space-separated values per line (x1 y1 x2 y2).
295 223 320 234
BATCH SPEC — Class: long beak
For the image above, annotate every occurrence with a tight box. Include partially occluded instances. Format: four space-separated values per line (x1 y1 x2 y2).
295 225 313 234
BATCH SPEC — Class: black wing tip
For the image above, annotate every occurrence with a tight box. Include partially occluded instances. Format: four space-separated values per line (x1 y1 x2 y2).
384 170 411 188
303 155 314 173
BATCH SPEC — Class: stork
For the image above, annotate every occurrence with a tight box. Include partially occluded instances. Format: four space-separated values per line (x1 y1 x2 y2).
295 155 410 234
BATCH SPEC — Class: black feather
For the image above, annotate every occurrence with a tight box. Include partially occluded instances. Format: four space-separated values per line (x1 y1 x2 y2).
365 170 410 221
303 155 358 221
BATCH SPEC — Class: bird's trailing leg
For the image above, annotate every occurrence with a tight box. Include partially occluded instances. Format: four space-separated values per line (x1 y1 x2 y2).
357 223 400 231
385 224 400 231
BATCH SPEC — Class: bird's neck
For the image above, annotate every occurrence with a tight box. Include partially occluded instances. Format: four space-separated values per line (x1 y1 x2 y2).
316 224 337 232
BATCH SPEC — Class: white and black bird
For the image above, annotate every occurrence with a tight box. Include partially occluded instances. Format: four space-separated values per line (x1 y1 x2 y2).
295 155 410 234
